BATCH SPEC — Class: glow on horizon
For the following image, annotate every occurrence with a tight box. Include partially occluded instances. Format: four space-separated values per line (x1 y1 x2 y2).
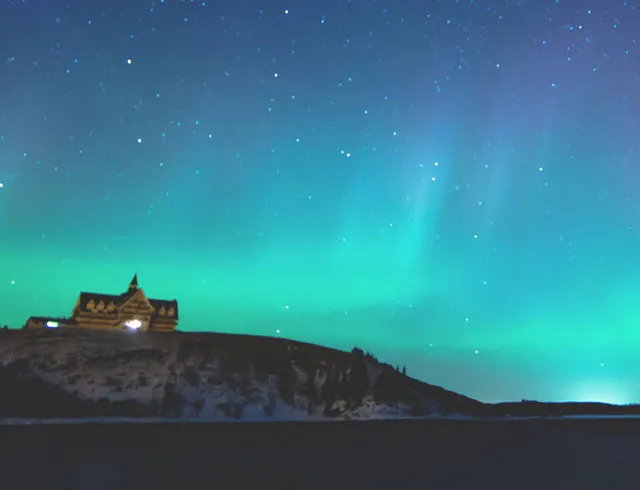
566 380 635 406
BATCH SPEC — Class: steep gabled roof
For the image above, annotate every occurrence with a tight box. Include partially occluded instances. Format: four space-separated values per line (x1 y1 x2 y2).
71 275 179 320
73 291 179 319
129 274 138 291
76 292 126 310
149 299 179 319
120 287 155 312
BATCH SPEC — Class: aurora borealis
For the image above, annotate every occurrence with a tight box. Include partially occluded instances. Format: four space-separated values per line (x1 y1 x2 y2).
1 0 640 404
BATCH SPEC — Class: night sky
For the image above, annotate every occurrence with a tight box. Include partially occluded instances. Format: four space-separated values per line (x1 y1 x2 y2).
1 0 640 404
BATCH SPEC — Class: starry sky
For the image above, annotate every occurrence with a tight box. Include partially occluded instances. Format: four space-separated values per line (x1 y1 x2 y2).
1 0 640 404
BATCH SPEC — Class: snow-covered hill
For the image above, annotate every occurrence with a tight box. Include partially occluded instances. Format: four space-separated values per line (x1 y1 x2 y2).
0 328 484 420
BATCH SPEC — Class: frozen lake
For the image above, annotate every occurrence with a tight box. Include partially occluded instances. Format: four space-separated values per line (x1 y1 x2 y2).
1 418 639 489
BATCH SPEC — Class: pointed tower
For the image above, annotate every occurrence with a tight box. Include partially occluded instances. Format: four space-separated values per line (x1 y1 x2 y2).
128 274 139 293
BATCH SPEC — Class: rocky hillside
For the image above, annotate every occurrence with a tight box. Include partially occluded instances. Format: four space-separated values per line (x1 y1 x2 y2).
0 328 486 420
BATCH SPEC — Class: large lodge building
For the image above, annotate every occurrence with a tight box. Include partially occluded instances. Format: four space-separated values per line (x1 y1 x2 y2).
24 275 179 332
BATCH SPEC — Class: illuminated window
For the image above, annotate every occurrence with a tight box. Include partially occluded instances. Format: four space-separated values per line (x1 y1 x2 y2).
97 300 105 311
167 307 175 317
158 305 166 316
46 321 59 328
124 319 142 330
86 299 95 310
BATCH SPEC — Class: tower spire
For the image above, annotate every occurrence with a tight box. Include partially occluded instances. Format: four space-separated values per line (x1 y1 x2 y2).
128 274 139 292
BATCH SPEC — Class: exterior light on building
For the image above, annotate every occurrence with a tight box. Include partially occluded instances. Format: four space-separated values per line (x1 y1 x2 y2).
23 275 178 332
124 319 142 330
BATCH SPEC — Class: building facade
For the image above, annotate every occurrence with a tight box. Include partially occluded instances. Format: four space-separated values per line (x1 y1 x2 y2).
24 275 179 332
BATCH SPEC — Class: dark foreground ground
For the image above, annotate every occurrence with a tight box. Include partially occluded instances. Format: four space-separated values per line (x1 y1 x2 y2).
1 418 639 490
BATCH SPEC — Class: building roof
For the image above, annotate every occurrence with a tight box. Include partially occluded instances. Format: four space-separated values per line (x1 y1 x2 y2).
73 275 179 319
129 274 138 290
27 316 77 324
75 291 179 318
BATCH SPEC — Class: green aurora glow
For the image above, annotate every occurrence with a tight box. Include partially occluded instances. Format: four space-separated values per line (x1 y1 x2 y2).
1 0 640 403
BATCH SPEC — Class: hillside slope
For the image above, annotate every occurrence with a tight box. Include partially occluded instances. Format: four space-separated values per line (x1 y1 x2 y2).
0 328 486 420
